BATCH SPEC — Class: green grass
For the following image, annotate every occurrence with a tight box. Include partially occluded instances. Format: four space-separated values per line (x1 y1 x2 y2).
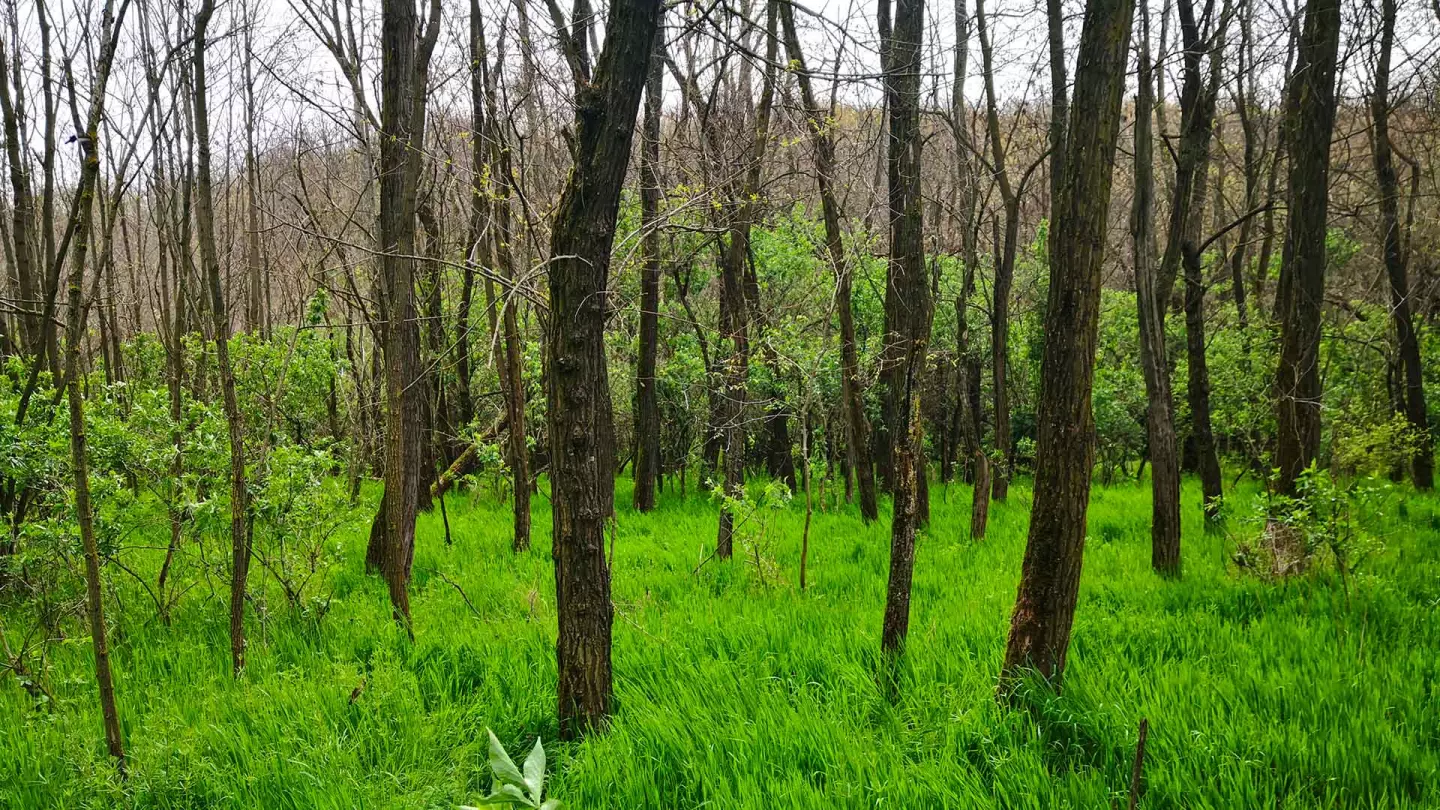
3 475 1438 808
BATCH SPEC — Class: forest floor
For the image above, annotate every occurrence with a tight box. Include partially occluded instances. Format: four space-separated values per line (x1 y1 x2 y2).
2 475 1438 808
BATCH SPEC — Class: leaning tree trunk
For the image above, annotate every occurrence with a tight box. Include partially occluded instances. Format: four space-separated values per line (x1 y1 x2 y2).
1000 0 1133 691
878 0 931 655
777 1 879 520
1131 5 1182 575
545 0 661 739
1274 0 1341 495
194 0 252 674
1371 0 1433 490
59 0 129 769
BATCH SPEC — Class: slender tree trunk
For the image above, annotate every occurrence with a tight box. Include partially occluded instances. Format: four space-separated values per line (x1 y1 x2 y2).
194 0 251 674
976 0 1018 501
1371 0 1433 490
0 37 41 363
717 3 778 558
1132 6 1182 575
633 34 664 512
545 0 661 738
1000 0 1133 690
59 0 130 769
1183 239 1224 518
1274 0 1341 495
474 8 533 550
879 0 930 655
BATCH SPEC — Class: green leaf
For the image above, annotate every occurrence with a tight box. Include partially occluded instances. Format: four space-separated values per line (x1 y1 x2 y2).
522 737 546 804
473 783 536 807
539 800 561 810
487 729 526 788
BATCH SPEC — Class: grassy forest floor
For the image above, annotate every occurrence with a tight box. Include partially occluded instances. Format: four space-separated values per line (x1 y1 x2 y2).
2 475 1438 809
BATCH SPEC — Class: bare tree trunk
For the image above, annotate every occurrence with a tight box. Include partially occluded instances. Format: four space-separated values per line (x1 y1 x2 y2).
0 36 41 363
778 2 878 523
1000 0 1132 691
717 3 778 558
970 449 990 540
194 0 251 674
60 0 131 769
473 6 533 550
545 0 661 738
632 34 664 512
1132 4 1182 575
1370 0 1433 490
879 0 930 655
976 0 1018 501
373 0 441 628
1274 0 1341 495
242 13 266 338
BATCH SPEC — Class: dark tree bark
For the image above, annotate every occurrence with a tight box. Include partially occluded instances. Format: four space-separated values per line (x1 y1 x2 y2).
372 0 441 628
716 2 778 559
474 4 533 551
1132 4 1182 575
878 0 930 655
59 0 131 769
632 34 664 512
0 37 41 363
947 0 980 490
976 0 1019 500
1371 0 1433 490
194 0 252 674
1000 0 1133 690
1274 0 1341 495
778 2 878 522
1156 0 1226 519
545 0 661 738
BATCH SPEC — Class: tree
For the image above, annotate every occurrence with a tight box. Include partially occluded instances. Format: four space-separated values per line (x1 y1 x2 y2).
193 0 252 674
374 0 441 629
1370 0 1433 490
715 1 778 559
545 0 662 738
1131 0 1182 574
632 33 665 512
1000 0 1134 690
1274 0 1342 495
59 0 134 769
473 0 533 550
878 0 930 654
778 0 879 523
974 0 1033 501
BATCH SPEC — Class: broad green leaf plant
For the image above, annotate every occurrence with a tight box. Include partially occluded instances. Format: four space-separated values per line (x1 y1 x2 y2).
461 729 558 810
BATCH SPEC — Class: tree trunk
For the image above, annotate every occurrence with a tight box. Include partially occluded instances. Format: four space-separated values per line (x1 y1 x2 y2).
1371 0 1433 490
1000 0 1133 690
1132 6 1182 575
194 0 252 674
1274 0 1341 495
1183 239 1224 518
545 0 661 738
373 0 440 627
878 0 930 655
716 2 778 558
632 34 664 512
976 0 1018 501
59 0 130 769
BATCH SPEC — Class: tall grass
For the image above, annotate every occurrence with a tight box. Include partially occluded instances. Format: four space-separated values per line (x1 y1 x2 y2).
2 475 1437 808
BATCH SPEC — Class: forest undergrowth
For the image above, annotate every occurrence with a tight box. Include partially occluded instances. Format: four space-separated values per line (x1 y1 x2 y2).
3 475 1436 809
